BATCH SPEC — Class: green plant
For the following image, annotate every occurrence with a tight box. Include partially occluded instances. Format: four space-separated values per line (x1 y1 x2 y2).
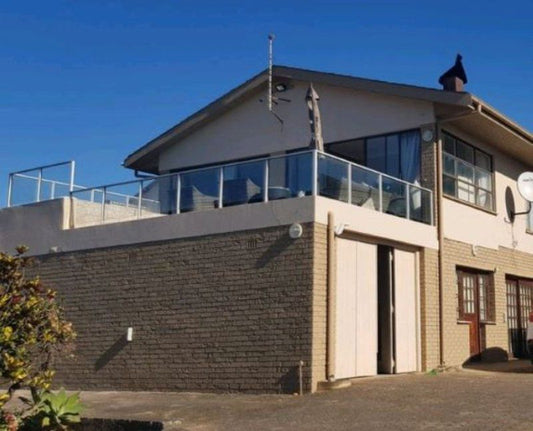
22 389 83 431
0 246 76 429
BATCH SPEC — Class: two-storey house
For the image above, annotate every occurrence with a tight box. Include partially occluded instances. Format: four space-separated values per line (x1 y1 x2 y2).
1 60 532 393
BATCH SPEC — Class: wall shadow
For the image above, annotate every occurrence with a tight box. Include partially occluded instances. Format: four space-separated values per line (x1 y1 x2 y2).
95 334 128 371
256 235 292 268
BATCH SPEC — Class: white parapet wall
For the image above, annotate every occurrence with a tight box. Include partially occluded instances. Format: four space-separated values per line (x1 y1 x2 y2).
0 196 438 257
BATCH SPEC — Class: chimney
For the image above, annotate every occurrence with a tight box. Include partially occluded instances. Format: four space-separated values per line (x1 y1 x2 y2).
438 54 468 91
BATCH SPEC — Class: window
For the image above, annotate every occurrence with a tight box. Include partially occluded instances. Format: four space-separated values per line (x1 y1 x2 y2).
326 130 421 183
442 132 494 210
457 269 495 323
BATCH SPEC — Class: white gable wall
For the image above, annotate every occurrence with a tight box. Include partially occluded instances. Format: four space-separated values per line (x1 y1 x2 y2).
158 80 435 172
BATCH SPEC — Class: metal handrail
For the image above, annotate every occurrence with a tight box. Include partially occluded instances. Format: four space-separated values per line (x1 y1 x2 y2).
69 150 432 195
318 151 432 194
70 150 314 194
68 149 433 227
7 160 76 207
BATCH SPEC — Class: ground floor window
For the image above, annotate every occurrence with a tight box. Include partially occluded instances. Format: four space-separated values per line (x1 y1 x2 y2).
457 269 495 323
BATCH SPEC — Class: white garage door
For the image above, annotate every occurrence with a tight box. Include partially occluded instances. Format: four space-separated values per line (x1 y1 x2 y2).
394 248 418 373
335 238 378 379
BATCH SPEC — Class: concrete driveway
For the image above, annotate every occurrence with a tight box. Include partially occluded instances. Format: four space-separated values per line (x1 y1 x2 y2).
77 367 533 430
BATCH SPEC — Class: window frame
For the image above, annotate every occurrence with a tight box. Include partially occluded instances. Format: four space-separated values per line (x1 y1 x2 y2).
457 268 495 324
442 132 495 211
325 128 422 183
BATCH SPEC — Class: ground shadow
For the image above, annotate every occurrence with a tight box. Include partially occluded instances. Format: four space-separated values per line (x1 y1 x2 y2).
277 366 299 394
462 347 533 373
74 418 163 431
95 334 128 371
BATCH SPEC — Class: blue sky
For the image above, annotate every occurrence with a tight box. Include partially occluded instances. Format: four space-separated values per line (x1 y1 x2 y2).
1 0 531 206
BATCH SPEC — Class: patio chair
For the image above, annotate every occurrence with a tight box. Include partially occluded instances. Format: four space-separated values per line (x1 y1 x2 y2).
318 175 349 202
222 178 261 207
180 186 216 213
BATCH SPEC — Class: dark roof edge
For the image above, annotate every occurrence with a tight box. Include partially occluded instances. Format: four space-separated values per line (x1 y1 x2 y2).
124 65 532 170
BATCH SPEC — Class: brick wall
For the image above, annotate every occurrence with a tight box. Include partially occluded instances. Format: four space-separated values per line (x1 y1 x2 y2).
419 247 440 371
441 238 533 366
311 223 328 391
35 224 317 394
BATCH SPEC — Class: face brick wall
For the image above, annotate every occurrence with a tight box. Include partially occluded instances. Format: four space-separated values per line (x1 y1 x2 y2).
33 224 317 394
311 223 328 390
419 247 441 371
442 238 533 366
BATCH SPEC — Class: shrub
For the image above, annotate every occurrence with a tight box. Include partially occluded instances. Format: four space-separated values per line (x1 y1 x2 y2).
0 246 77 430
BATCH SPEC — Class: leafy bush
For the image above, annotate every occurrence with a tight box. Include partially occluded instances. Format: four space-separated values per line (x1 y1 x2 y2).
0 246 77 430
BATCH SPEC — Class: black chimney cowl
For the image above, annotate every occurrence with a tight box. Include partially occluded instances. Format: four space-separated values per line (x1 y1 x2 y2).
439 54 468 91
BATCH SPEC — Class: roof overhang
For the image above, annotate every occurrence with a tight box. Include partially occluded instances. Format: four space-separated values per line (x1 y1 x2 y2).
437 97 533 165
123 66 532 173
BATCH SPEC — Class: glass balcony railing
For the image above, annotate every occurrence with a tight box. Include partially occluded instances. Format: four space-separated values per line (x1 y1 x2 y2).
66 151 433 228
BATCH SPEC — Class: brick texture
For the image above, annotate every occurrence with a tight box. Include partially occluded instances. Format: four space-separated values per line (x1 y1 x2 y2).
441 238 533 366
34 224 316 394
419 247 440 371
311 223 328 391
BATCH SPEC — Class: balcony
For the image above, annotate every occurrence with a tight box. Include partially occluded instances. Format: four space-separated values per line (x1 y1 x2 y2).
7 151 433 228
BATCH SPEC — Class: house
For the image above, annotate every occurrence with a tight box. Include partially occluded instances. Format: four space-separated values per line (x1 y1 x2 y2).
1 60 532 394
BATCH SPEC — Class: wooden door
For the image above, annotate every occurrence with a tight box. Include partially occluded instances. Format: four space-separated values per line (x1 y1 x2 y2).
458 271 481 356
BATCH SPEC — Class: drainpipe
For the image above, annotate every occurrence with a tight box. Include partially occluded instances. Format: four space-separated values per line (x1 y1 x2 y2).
435 126 445 368
327 211 336 381
435 108 477 368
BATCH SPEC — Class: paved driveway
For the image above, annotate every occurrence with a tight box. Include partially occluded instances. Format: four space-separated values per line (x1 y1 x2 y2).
78 367 533 430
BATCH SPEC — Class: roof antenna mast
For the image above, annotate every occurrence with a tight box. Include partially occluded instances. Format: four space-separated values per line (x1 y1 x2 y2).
268 33 275 112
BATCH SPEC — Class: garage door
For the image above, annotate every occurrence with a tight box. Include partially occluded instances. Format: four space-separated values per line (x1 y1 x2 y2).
335 238 378 379
394 248 418 373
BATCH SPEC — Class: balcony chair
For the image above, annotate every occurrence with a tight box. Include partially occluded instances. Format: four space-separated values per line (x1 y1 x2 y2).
180 185 216 213
222 178 261 207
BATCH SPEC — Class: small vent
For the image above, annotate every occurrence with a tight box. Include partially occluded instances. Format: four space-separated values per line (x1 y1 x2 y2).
247 238 259 249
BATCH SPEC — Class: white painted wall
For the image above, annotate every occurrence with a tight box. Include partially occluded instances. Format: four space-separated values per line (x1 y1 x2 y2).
0 197 314 256
0 196 438 256
441 124 533 253
158 81 435 172
315 197 439 250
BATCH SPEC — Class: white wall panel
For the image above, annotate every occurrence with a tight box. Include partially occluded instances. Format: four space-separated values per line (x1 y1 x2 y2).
335 238 377 379
394 249 418 373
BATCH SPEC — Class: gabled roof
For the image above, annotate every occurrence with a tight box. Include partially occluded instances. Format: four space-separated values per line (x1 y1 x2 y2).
123 65 532 173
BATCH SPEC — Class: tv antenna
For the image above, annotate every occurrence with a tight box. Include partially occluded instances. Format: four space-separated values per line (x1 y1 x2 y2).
260 34 290 124
268 34 274 112
512 171 533 219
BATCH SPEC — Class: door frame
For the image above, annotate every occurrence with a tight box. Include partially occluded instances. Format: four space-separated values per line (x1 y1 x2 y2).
506 276 533 358
457 268 492 359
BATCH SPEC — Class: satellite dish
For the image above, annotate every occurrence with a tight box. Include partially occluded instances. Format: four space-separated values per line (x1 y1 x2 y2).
517 172 533 202
505 187 516 223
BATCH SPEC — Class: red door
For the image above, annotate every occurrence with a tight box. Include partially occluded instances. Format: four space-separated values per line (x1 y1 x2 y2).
458 270 492 358
459 271 481 356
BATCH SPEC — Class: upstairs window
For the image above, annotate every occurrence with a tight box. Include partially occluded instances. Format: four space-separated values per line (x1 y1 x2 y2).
327 130 421 183
442 132 494 211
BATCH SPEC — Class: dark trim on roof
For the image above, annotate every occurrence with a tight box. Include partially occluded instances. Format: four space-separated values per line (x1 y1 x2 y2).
123 65 530 172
